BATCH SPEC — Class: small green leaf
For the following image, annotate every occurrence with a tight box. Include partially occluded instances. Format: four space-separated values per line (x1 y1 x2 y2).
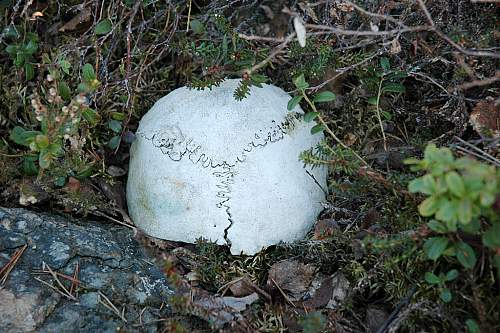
423 237 449 260
108 135 121 149
443 244 457 257
435 199 458 223
310 124 325 135
47 143 63 156
58 81 72 101
427 220 448 233
251 74 268 85
111 112 126 121
287 95 302 111
24 39 38 54
382 82 405 93
4 25 20 39
366 96 378 105
422 174 438 194
14 52 25 67
404 157 421 165
445 269 459 281
38 149 53 169
58 59 71 75
386 70 407 80
445 219 458 233
465 319 480 333
54 176 67 187
445 171 465 197
456 241 476 269
108 120 122 133
440 288 452 303
95 19 112 35
23 155 38 176
24 63 34 80
313 91 336 103
461 218 481 234
424 272 441 284
457 198 472 224
5 44 18 56
82 108 99 126
82 63 96 82
380 57 390 71
78 82 90 93
380 109 392 120
303 112 319 123
293 74 309 90
75 166 93 179
428 146 454 167
189 19 205 34
10 126 39 147
408 177 425 193
479 192 495 207
35 134 49 149
418 195 440 217
482 224 500 249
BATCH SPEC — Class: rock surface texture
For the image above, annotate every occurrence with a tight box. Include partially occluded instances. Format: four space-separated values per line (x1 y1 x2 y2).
0 207 172 333
127 79 327 255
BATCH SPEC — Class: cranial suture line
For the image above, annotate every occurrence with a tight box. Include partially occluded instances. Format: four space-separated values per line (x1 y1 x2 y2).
138 113 299 246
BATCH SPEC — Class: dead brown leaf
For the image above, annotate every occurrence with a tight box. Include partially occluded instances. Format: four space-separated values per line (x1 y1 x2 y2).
190 288 259 328
229 275 256 297
266 259 316 301
59 7 92 32
225 275 272 303
65 177 81 193
470 98 500 138
313 219 340 240
303 272 350 310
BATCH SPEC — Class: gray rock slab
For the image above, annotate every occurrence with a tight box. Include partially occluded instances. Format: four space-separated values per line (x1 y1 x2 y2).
0 207 173 333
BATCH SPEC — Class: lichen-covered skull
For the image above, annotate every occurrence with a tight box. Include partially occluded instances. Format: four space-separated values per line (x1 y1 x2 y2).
127 79 327 255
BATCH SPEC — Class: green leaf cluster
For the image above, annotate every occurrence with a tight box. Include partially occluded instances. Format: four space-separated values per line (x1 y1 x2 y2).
8 62 102 175
233 74 268 101
4 31 39 80
406 144 500 273
288 74 336 135
362 57 407 121
424 269 458 303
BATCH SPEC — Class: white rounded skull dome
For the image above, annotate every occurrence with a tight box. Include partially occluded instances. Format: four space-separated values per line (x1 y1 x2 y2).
127 79 327 255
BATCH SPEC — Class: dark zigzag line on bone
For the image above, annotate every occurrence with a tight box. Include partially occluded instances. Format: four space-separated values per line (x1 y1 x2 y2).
137 113 299 247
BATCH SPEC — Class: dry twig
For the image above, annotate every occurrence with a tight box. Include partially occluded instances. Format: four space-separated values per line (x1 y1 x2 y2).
98 291 128 323
0 244 27 285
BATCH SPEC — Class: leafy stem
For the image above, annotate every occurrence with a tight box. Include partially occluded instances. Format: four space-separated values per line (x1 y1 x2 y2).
299 88 368 167
364 57 407 152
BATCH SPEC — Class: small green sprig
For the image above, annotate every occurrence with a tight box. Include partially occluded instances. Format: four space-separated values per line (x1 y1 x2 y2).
288 74 368 167
424 269 458 303
363 57 407 151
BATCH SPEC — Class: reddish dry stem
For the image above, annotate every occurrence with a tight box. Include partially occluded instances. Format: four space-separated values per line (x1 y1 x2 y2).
0 244 28 285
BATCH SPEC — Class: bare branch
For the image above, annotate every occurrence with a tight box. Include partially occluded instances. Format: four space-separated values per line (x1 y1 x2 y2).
246 33 296 75
416 0 435 27
307 51 382 92
344 0 407 27
305 23 430 37
451 71 500 91
417 0 500 58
